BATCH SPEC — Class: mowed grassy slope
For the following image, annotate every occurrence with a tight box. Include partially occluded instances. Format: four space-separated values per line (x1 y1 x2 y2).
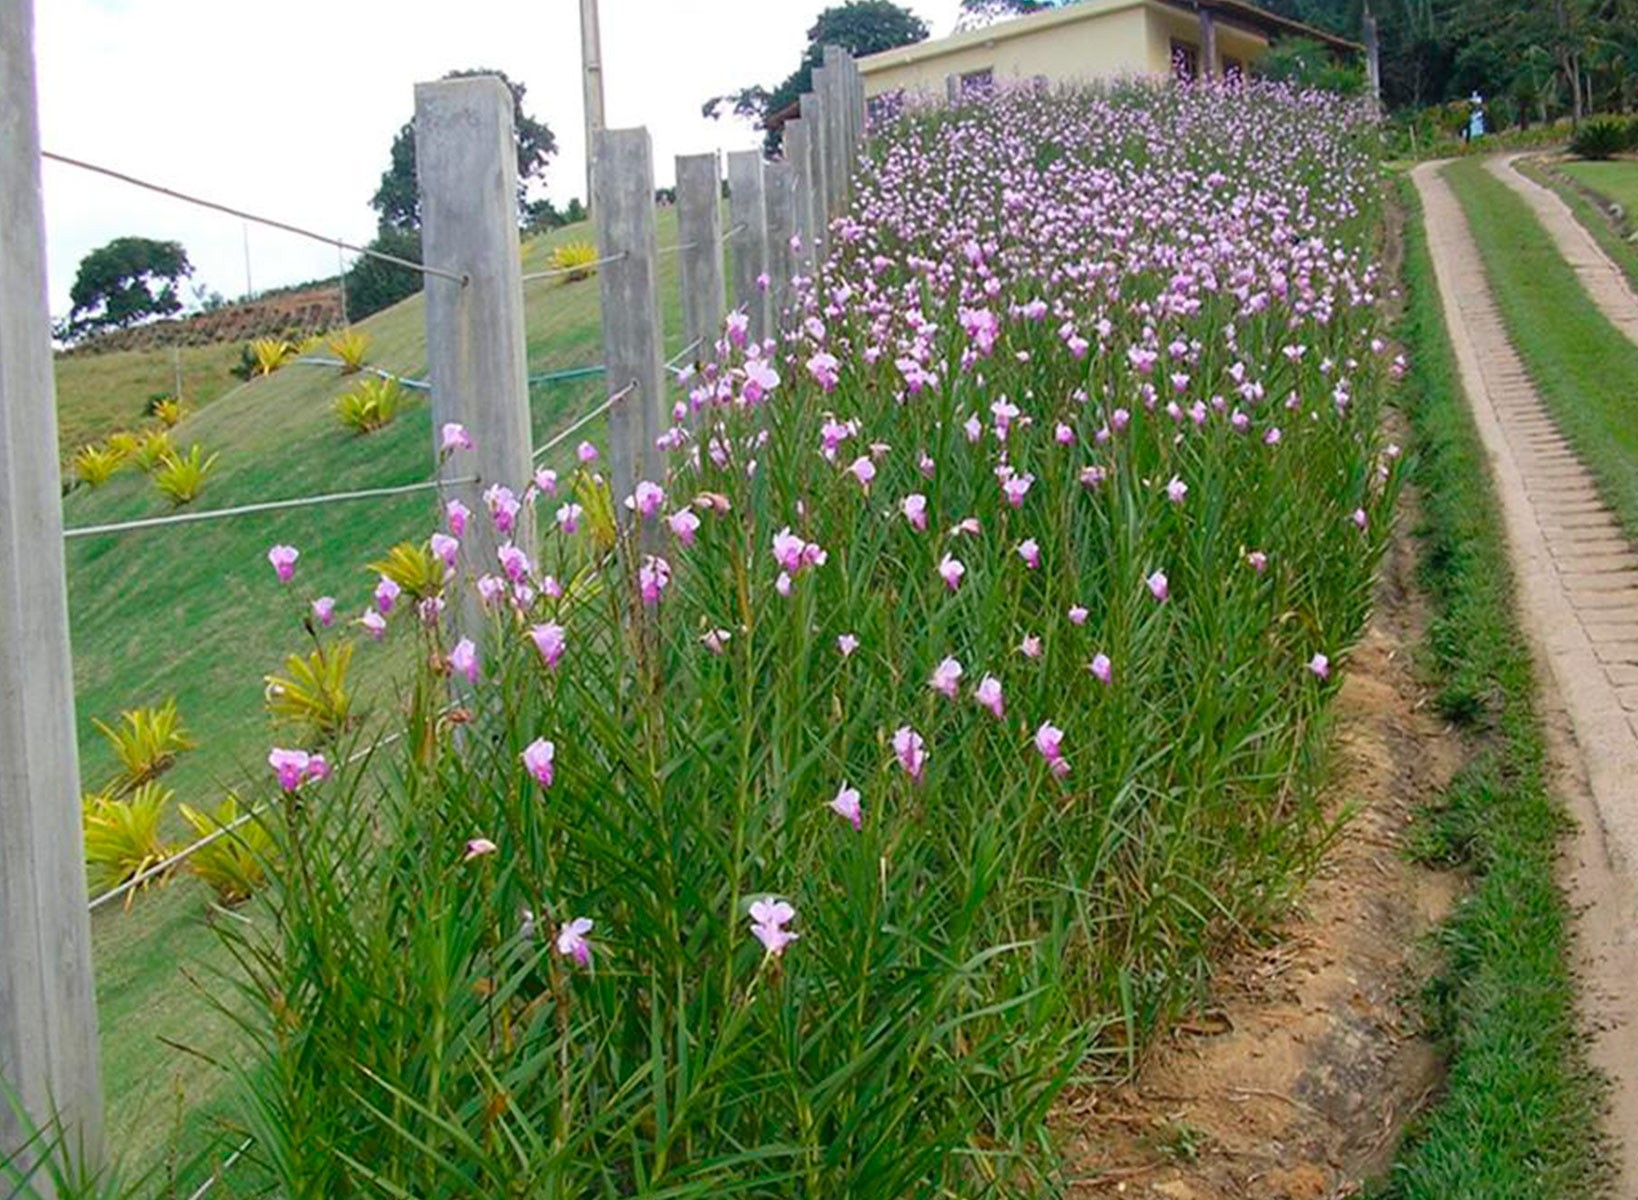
54 341 250 460
1523 157 1638 296
1560 159 1638 215
63 211 694 1188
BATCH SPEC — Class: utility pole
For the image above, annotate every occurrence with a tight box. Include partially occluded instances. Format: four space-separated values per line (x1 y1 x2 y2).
578 0 608 218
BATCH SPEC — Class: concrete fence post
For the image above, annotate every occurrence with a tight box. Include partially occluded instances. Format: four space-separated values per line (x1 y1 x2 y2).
675 152 725 369
592 127 666 511
783 120 816 277
0 0 106 1179
846 52 867 159
416 75 534 638
821 46 850 217
799 92 829 259
726 150 769 343
946 73 961 104
763 160 797 328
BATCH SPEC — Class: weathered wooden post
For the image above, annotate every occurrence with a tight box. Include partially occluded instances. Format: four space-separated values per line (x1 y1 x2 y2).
1198 8 1218 77
784 120 816 276
763 159 797 328
416 74 534 635
592 127 667 508
799 92 829 259
726 150 770 343
848 52 868 157
946 73 961 103
675 152 725 367
1363 8 1383 114
0 0 106 1180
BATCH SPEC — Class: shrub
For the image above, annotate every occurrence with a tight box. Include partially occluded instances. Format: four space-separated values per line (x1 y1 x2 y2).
333 377 406 435
251 337 297 376
1571 116 1633 160
264 643 353 743
130 429 173 473
82 784 175 901
549 240 601 281
179 795 273 906
72 444 123 488
153 444 219 506
327 329 371 373
92 698 196 794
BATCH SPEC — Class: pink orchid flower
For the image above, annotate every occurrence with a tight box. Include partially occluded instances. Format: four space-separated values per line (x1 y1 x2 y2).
374 576 401 614
1017 539 1041 569
893 725 927 782
463 837 497 862
750 898 798 957
669 508 701 545
630 480 666 520
1035 722 1070 778
837 633 860 657
974 675 1004 719
530 623 566 669
360 610 387 639
268 747 311 792
1068 605 1088 626
1309 652 1331 680
1090 653 1113 685
446 499 471 537
638 555 671 605
557 916 593 965
1146 570 1169 602
311 596 335 627
938 554 966 591
440 423 472 452
577 441 599 464
930 656 964 699
830 783 863 831
902 493 928 531
557 503 584 534
430 533 459 569
449 637 479 684
267 544 299 583
523 737 555 787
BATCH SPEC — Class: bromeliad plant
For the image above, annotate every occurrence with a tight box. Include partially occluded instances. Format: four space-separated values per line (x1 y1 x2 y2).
250 337 297 377
548 240 601 281
333 377 406 435
224 77 1399 1198
82 783 176 902
92 698 195 795
326 328 371 373
179 795 273 905
72 444 124 488
153 444 219 506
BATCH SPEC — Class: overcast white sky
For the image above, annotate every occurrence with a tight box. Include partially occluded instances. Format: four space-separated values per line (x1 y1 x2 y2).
35 0 966 319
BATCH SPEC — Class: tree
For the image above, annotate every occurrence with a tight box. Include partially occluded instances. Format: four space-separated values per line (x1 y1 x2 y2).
704 1 928 151
66 237 192 339
957 0 1069 26
341 227 425 323
372 68 558 233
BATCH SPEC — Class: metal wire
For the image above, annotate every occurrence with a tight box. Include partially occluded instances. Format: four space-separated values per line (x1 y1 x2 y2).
184 1137 255 1200
293 357 432 392
658 239 697 256
63 476 476 541
89 725 413 913
41 151 468 285
664 337 704 377
532 381 639 461
529 364 606 386
721 222 747 242
521 251 627 282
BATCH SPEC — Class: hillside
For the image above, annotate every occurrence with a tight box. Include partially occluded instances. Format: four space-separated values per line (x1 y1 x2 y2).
62 211 694 1188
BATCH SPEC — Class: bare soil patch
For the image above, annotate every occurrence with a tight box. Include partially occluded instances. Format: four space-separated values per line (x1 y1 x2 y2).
1056 487 1464 1199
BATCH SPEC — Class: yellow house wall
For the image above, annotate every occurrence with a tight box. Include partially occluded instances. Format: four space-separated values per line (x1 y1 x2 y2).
860 3 1155 97
1143 6 1270 74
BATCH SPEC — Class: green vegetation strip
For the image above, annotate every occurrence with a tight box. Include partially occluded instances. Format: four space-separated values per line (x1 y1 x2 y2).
1442 157 1638 548
1370 180 1610 1199
1516 157 1638 299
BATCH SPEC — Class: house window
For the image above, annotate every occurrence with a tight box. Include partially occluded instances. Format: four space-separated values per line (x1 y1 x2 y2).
960 68 994 96
1222 55 1244 80
1170 39 1199 80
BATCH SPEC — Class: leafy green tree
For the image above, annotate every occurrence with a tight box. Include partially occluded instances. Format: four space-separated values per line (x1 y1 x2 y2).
342 227 424 323
66 237 192 339
958 0 1068 20
372 68 558 233
704 1 929 151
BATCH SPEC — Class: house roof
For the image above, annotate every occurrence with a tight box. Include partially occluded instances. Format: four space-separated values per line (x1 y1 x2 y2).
853 0 1360 79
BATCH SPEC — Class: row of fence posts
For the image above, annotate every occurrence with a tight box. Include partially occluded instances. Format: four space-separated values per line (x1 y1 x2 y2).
0 0 869 1178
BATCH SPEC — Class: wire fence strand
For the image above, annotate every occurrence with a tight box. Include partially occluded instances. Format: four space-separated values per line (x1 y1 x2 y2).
532 381 639 461
41 151 467 285
63 476 475 541
521 251 627 282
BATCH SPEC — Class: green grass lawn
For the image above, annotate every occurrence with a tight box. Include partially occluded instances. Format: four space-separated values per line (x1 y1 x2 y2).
1369 178 1611 1199
1443 158 1638 548
53 341 250 462
63 210 698 1193
1518 157 1638 297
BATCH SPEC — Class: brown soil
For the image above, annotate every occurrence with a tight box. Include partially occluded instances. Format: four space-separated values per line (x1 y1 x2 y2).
60 283 343 357
1055 479 1465 1199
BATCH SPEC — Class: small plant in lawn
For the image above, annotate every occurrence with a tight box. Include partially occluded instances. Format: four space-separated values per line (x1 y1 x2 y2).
153 444 219 506
150 396 184 427
369 541 445 601
130 429 173 473
1570 116 1633 161
92 698 196 794
179 794 273 905
264 642 353 743
326 328 370 373
250 336 297 376
549 240 600 281
333 377 406 435
72 444 124 488
82 783 175 901
106 430 141 459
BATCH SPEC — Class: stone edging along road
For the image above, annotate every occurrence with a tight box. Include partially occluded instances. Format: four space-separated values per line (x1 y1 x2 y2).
1490 153 1638 348
1411 160 1638 1194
